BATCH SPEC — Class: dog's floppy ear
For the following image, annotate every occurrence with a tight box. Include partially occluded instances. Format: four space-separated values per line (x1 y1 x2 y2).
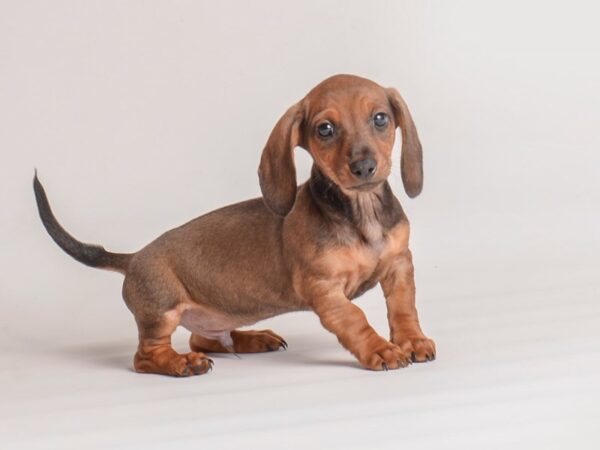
386 88 423 198
258 102 304 216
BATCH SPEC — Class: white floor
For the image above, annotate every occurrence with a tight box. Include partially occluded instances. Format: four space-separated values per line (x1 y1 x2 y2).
2 251 598 450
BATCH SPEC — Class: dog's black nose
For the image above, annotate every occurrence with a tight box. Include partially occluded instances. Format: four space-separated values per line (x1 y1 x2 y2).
349 158 377 180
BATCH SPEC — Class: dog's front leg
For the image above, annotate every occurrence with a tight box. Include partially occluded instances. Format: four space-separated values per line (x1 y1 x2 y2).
381 250 436 362
311 289 412 370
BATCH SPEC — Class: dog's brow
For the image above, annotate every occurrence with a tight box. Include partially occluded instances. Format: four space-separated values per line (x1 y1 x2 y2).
311 108 340 125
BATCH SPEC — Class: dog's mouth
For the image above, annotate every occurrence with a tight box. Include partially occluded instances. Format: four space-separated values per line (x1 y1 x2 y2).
348 180 384 191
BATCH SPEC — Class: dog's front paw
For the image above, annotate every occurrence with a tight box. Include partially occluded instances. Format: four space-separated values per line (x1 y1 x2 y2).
392 335 436 363
358 340 412 371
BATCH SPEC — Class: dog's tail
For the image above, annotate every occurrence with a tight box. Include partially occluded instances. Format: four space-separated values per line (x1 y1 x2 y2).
33 171 133 274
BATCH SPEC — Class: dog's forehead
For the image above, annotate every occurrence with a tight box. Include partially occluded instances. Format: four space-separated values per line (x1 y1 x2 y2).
304 75 388 112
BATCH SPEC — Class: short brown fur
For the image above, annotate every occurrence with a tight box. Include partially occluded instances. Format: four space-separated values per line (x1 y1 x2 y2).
34 74 435 376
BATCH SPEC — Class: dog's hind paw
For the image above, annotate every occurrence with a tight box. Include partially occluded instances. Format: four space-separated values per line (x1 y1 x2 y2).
230 329 288 353
135 349 213 377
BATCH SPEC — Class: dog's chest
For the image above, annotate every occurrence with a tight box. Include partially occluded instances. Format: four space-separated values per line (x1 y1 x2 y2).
358 218 385 248
340 245 387 298
317 221 409 298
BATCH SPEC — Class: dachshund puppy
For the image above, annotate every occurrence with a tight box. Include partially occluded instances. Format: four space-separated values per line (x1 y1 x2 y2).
34 74 435 376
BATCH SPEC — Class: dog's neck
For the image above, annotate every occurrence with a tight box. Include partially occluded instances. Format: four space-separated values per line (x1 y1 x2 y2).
308 166 404 244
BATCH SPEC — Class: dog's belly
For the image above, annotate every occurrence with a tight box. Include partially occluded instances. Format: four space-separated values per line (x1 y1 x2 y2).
184 281 308 320
179 295 305 347
179 303 250 348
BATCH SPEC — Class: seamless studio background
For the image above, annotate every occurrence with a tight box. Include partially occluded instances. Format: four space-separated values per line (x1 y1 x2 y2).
1 1 599 449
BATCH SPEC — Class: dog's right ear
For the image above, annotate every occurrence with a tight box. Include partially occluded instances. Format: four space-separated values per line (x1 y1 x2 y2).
258 102 304 216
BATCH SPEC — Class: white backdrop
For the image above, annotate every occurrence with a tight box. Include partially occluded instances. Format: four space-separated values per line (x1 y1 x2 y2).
1 1 599 449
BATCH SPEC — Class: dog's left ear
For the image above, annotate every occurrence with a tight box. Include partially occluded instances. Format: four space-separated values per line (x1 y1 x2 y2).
258 101 304 216
386 88 423 198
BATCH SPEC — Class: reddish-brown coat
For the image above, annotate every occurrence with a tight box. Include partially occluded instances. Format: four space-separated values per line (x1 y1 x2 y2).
35 74 435 376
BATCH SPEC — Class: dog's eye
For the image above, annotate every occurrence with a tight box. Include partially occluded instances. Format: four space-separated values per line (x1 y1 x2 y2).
373 112 389 128
317 122 334 138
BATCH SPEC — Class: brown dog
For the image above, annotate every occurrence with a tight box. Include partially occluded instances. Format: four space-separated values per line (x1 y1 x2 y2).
34 74 435 376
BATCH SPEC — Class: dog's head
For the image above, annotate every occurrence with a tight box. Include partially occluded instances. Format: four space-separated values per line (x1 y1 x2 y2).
258 74 423 216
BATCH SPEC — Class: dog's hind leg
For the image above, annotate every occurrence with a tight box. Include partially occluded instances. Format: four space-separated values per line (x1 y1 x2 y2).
123 265 213 377
190 329 287 354
133 312 213 376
